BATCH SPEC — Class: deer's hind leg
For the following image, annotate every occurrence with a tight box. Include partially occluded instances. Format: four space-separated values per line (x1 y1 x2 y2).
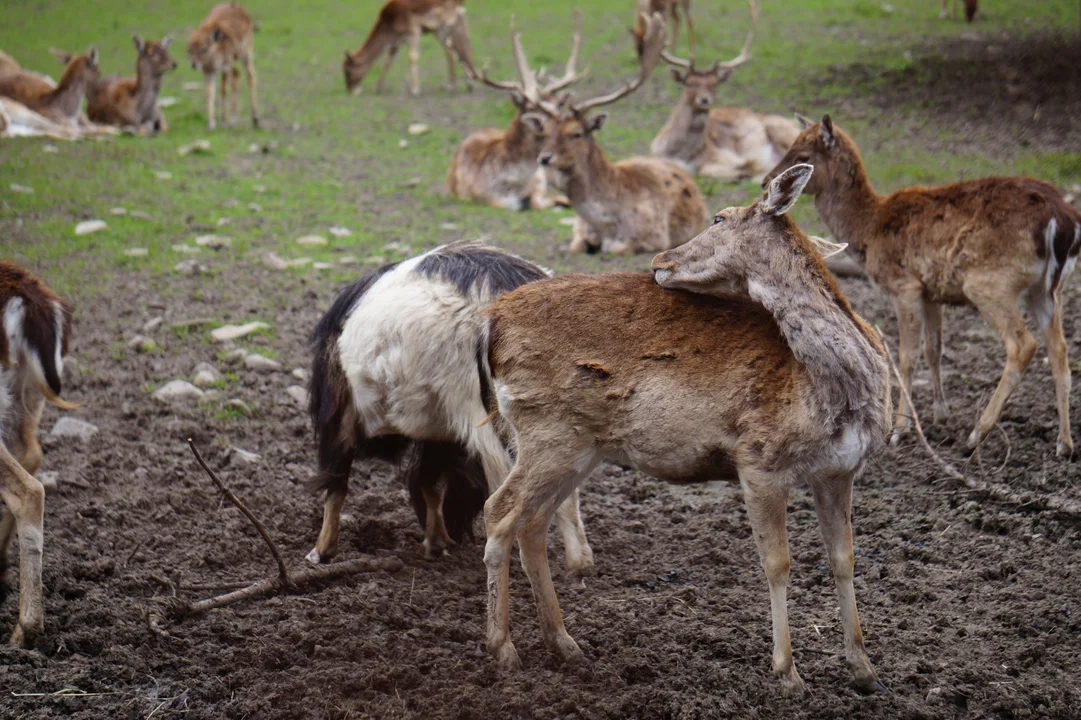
204 72 217 130
1027 285 1073 457
921 302 950 423
0 445 45 647
889 286 925 446
242 53 259 128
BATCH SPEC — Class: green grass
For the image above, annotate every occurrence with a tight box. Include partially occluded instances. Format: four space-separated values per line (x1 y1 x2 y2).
2 0 1079 298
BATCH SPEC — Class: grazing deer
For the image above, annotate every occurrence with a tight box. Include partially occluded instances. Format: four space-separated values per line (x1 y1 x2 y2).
343 0 473 96
447 13 586 211
308 242 593 574
87 35 177 134
0 47 98 127
0 261 75 647
766 115 1081 457
187 2 259 130
940 0 977 22
631 0 694 58
652 1 799 183
521 14 708 254
480 165 890 693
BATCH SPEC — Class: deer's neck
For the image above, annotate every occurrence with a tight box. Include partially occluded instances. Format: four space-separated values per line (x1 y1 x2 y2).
653 99 708 159
503 113 539 161
133 59 163 114
353 25 394 67
564 142 617 208
813 158 881 257
45 64 90 117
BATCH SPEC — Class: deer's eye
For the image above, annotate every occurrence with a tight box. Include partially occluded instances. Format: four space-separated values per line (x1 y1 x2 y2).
796 155 811 163
712 215 725 225
568 132 583 140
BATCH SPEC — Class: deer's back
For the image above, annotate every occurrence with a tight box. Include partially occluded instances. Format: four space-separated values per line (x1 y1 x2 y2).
613 157 707 228
0 71 53 110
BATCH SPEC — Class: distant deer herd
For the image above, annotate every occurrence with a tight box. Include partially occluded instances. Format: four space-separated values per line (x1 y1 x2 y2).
2 0 1077 698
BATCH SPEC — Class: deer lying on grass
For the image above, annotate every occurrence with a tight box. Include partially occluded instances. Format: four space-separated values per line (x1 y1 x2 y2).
307 241 593 574
631 0 694 58
766 115 1081 457
940 0 977 22
187 2 259 130
0 47 98 128
447 13 586 211
522 14 708 254
481 165 889 693
344 0 473 96
651 1 799 182
87 35 177 134
0 262 75 647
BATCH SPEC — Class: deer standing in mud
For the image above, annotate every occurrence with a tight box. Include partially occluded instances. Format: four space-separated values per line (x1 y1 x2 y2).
0 262 76 647
631 0 694 58
187 3 259 130
87 35 177 134
480 165 890 693
521 13 708 254
343 0 473 96
651 1 799 183
0 47 98 127
447 13 586 211
766 115 1081 457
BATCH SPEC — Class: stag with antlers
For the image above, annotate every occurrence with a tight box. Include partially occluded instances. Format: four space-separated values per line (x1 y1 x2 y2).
447 13 586 211
650 1 799 183
520 13 708 254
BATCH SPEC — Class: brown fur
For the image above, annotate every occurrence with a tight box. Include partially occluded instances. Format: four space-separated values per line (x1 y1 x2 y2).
479 166 890 692
343 0 471 96
447 112 554 210
940 0 978 22
0 50 22 75
0 48 98 127
632 0 694 57
87 36 176 133
766 115 1081 456
187 3 259 130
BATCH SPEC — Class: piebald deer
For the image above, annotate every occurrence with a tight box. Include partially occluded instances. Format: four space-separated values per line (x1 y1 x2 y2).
480 165 890 693
521 14 708 254
0 261 75 646
940 0 977 22
652 1 799 182
187 2 259 130
344 0 473 96
0 47 98 127
87 35 177 134
631 0 694 58
447 13 586 211
766 115 1081 457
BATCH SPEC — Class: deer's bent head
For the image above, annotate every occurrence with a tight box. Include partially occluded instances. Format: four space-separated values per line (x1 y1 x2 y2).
188 26 224 72
342 51 371 94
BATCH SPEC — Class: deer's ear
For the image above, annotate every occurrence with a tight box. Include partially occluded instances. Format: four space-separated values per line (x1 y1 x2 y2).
49 47 72 65
807 235 848 260
760 163 813 216
161 34 174 50
586 113 607 133
132 35 146 54
520 112 547 134
820 114 835 148
795 112 814 130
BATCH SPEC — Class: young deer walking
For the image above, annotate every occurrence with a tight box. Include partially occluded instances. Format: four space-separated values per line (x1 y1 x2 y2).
481 165 890 693
447 13 585 210
651 1 799 182
343 0 473 96
521 14 708 254
0 47 99 127
631 0 694 58
0 262 75 646
766 115 1081 456
87 35 177 134
187 3 259 130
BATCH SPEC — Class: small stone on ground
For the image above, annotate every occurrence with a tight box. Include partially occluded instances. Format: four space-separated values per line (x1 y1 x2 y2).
210 322 269 343
245 354 283 373
152 380 205 403
75 220 107 235
49 417 100 441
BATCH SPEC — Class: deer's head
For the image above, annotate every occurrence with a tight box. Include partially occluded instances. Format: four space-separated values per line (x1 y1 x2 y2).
661 0 757 112
764 114 861 197
134 35 178 77
188 26 224 71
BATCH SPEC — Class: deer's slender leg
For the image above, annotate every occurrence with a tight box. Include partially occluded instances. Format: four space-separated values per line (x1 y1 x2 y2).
1028 287 1073 457
229 66 240 127
204 72 217 130
441 36 457 90
889 289 924 446
421 484 453 559
555 489 593 578
0 509 14 605
307 484 347 565
0 445 45 647
921 301 949 423
407 29 422 96
219 70 230 127
243 54 259 128
683 0 696 57
375 44 399 93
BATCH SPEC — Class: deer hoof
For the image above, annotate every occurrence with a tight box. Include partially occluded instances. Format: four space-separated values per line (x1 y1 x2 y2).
491 639 522 669
551 634 585 665
9 620 41 649
966 428 983 450
1056 439 1074 459
932 402 950 424
305 547 331 565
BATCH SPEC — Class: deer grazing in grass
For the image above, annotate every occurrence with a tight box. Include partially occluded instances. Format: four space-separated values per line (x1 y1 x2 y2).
766 115 1081 457
631 0 694 58
307 241 593 574
521 14 708 254
0 47 98 128
447 13 586 211
0 262 75 647
651 1 799 182
87 35 177 134
480 165 890 693
343 0 474 96
940 0 978 22
187 2 259 130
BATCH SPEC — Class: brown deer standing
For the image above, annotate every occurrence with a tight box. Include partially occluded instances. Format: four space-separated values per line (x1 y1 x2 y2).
766 115 1081 457
480 164 890 693
521 14 708 254
87 35 177 134
0 262 76 646
631 0 694 58
652 1 799 183
447 13 586 210
343 0 473 96
0 47 99 127
187 2 259 130
940 0 978 22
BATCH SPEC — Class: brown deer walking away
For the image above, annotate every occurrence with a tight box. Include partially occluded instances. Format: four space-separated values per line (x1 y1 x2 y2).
188 2 259 130
447 13 586 210
521 13 708 254
87 35 177 134
766 115 1081 457
631 0 694 57
0 262 76 647
480 164 890 693
652 1 799 182
344 0 473 96
0 47 99 127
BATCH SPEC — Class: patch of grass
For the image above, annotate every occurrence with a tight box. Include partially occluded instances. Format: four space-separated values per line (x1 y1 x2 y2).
211 404 250 422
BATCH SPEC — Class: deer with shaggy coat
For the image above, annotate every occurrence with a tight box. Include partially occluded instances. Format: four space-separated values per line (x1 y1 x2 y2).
0 262 75 646
187 2 259 130
0 47 98 127
87 35 177 134
480 165 890 693
766 115 1081 457
307 241 593 574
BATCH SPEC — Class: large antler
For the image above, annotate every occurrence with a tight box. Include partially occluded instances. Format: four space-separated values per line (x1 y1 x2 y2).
536 10 588 94
572 11 665 114
660 0 758 74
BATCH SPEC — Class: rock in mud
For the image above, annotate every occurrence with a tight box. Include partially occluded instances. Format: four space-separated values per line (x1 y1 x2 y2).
192 362 220 388
142 317 164 333
195 234 231 249
124 248 149 257
210 322 269 343
37 471 59 492
174 259 208 275
296 235 328 247
224 398 253 417
231 447 261 465
127 335 158 353
285 385 309 406
291 367 310 383
49 417 100 441
152 380 205 404
245 354 283 373
75 219 107 235
223 349 248 365
329 226 351 238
